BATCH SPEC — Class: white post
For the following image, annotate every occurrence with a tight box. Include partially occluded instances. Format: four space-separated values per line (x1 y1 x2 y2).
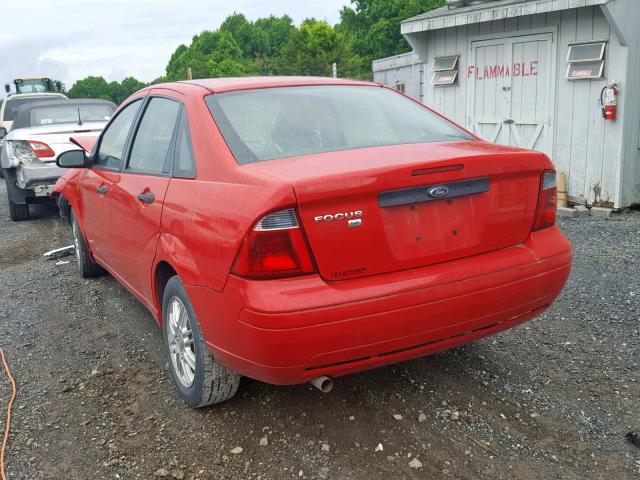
332 63 337 78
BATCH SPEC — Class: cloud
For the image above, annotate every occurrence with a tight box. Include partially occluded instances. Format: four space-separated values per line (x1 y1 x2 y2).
0 36 71 94
1 0 350 97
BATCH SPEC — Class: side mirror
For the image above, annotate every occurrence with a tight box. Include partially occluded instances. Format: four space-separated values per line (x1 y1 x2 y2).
57 150 89 168
4 84 9 94
0 127 6 138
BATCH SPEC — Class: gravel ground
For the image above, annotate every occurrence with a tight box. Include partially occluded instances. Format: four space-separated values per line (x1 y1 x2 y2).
0 182 638 480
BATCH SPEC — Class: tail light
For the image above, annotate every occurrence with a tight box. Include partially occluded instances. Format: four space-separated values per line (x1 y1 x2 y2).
27 141 55 158
232 208 317 279
532 170 557 231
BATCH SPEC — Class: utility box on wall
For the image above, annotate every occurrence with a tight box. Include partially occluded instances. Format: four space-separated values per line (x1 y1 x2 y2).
373 0 640 209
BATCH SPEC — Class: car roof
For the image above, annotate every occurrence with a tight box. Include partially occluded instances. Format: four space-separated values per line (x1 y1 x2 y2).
150 76 380 95
12 99 116 130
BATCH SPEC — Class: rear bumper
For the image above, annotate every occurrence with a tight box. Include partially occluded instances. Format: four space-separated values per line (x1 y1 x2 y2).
15 163 64 192
187 226 571 385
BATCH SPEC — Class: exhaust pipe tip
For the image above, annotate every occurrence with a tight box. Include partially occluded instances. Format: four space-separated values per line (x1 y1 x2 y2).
310 376 333 393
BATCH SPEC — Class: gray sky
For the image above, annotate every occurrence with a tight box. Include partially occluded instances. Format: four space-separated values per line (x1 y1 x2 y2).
0 0 350 97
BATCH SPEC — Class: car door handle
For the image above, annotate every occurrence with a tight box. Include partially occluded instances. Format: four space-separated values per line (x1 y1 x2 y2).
96 185 108 195
136 192 155 204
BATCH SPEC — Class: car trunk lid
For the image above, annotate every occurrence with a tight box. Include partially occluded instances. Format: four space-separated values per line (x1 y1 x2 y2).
244 141 547 281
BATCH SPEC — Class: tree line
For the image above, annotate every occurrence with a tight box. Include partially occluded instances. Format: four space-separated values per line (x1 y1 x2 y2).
68 0 444 104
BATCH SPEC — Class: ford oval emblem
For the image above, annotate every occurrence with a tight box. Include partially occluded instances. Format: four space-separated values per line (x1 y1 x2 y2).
428 185 450 199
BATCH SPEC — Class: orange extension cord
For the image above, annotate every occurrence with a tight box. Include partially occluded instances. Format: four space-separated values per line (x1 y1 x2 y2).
0 348 16 480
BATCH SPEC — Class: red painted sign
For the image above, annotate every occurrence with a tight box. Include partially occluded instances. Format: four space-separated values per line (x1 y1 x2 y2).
468 61 539 80
571 68 593 78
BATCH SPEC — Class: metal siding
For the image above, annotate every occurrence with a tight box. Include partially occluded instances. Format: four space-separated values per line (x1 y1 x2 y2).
603 0 640 206
567 8 595 203
373 53 425 104
455 22 470 124
553 9 577 187
433 29 447 113
444 27 458 119
584 10 612 206
380 1 635 206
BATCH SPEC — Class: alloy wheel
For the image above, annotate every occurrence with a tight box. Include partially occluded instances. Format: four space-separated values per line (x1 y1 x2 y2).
72 218 81 266
167 296 196 388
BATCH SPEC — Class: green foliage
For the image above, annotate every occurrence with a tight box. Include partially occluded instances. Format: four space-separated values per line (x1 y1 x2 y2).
67 76 112 101
70 2 445 95
277 20 362 77
67 76 147 104
164 13 298 80
160 3 443 80
338 0 446 76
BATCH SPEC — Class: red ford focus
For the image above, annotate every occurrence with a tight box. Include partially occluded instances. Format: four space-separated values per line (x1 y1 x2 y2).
53 77 571 407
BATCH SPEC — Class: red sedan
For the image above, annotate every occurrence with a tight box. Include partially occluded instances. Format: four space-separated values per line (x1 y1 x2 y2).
53 77 571 408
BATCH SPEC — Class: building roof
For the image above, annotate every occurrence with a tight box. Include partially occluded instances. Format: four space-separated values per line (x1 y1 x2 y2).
373 52 422 72
402 0 611 34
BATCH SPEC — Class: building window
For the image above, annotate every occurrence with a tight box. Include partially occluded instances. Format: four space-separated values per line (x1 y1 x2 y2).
432 55 460 86
395 83 406 94
566 41 606 80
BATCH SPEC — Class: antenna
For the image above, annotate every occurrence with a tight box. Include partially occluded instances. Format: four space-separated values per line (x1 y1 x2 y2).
77 106 83 126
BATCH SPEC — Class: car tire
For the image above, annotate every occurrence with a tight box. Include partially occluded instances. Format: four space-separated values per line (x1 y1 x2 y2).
162 275 240 408
70 210 104 278
5 177 29 221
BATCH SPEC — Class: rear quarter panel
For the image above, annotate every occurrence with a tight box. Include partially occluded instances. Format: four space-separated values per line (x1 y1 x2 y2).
159 178 295 292
158 90 297 292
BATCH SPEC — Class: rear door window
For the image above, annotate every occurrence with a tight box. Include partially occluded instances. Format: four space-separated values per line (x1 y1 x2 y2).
95 99 142 169
127 97 181 175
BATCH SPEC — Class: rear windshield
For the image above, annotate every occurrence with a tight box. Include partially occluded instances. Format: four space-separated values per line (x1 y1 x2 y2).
29 104 113 127
206 85 472 164
3 97 61 122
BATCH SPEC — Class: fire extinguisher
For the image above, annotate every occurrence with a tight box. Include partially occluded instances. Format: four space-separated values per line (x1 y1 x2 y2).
599 82 619 121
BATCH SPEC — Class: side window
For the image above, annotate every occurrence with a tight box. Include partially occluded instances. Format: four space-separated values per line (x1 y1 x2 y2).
127 97 181 175
96 100 142 169
173 112 196 179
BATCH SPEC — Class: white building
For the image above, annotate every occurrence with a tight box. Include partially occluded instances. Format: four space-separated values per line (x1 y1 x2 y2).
373 0 640 208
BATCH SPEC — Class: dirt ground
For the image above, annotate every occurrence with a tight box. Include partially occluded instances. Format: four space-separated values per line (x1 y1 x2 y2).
0 183 638 480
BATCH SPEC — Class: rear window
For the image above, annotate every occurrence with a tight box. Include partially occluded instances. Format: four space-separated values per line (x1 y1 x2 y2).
3 97 61 122
30 104 113 127
206 85 472 164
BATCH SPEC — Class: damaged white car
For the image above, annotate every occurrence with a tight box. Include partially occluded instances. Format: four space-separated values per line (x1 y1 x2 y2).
1 99 115 221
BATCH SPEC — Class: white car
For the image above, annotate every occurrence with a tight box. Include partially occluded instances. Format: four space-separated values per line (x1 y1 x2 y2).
0 92 68 178
1 98 115 221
